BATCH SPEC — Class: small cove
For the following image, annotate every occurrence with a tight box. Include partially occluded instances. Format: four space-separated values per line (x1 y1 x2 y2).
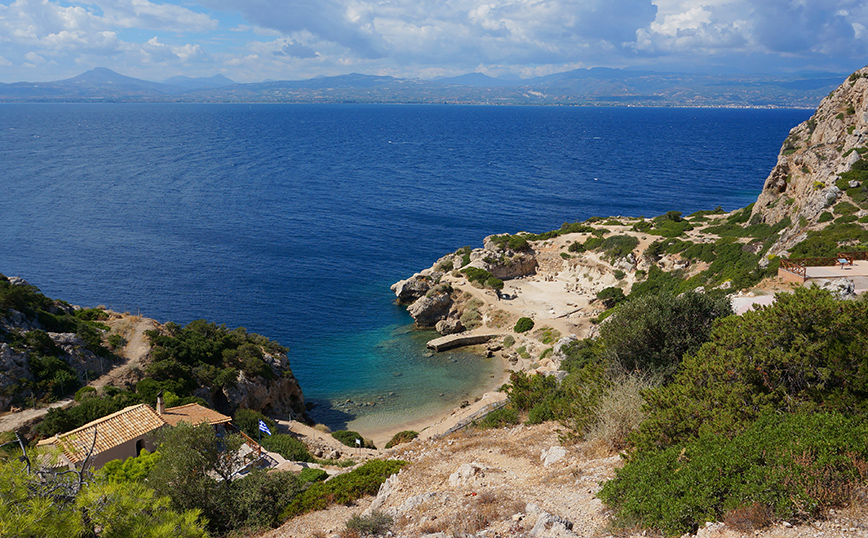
0 104 813 432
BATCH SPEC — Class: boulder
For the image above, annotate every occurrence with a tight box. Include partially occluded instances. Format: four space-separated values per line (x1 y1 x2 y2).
435 319 463 335
391 274 432 304
817 278 857 300
448 462 486 486
541 446 567 467
407 292 453 327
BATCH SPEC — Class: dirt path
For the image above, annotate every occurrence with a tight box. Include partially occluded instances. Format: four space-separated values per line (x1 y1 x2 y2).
0 398 74 433
91 313 160 389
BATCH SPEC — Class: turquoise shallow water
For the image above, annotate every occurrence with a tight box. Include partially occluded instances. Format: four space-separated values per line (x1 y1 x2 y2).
0 103 812 431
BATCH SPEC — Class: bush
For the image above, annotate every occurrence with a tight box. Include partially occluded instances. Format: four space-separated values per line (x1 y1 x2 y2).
384 430 418 449
280 460 408 520
599 413 868 537
332 430 375 449
490 234 530 251
234 408 277 439
599 291 733 379
632 287 868 452
485 276 504 290
461 267 493 287
596 287 625 308
476 406 519 428
514 317 534 333
818 211 833 223
584 373 657 450
262 434 314 462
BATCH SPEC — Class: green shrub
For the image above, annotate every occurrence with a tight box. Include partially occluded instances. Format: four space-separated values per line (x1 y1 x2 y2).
632 287 868 452
558 222 595 235
600 413 868 537
485 276 504 290
599 290 732 379
262 434 314 462
596 287 625 308
384 430 418 449
514 317 534 333
631 220 652 233
331 430 375 449
100 449 162 483
477 406 519 428
502 335 515 348
298 468 328 484
280 460 408 520
613 269 626 280
490 234 530 251
833 201 858 215
74 386 97 401
461 266 493 286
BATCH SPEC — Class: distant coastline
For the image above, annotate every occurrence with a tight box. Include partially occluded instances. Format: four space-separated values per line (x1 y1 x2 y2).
0 67 843 108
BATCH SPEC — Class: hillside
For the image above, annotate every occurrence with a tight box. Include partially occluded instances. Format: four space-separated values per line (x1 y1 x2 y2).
0 67 845 107
0 276 307 438
752 66 868 257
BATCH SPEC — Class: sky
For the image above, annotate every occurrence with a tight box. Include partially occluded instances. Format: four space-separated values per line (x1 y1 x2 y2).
0 0 866 83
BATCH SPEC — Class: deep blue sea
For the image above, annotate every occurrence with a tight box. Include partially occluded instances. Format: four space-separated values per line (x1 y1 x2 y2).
0 104 811 432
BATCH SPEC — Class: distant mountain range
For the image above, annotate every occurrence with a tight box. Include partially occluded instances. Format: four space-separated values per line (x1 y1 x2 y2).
0 67 848 107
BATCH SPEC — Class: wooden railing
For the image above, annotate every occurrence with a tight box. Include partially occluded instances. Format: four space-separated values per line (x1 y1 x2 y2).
840 251 868 263
779 259 807 278
779 252 866 279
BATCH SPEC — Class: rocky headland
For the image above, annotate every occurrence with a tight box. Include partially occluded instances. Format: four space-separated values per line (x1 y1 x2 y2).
0 279 307 436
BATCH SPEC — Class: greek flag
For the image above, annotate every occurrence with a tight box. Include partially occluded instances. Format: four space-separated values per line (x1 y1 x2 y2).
258 419 272 436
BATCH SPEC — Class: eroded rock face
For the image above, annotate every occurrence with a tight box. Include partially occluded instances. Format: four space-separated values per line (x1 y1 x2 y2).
751 66 868 255
221 352 306 420
391 274 434 304
435 318 463 335
407 292 453 327
0 343 32 411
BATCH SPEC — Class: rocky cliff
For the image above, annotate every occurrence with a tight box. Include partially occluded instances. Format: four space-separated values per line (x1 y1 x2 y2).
752 66 868 256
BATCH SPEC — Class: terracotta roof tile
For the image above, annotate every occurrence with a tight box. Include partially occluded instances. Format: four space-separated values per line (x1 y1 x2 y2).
39 404 166 464
160 403 232 427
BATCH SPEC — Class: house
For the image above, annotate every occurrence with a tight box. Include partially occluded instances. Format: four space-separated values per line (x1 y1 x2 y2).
38 397 262 471
37 403 165 470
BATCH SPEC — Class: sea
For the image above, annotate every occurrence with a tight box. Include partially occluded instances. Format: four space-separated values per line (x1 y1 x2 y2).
0 104 812 432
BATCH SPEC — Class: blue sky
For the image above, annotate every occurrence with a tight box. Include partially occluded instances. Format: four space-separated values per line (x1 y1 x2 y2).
0 0 866 83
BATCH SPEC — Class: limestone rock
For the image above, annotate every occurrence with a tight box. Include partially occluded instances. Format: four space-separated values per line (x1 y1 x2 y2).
407 292 453 327
541 446 567 467
391 274 434 304
817 278 857 300
364 472 400 515
751 66 868 253
0 343 33 411
527 505 576 538
6 276 31 287
448 462 486 486
435 318 463 335
220 353 306 419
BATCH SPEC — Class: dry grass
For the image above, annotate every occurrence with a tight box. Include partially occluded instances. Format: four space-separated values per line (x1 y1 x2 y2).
723 503 773 532
486 308 513 328
585 372 658 450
